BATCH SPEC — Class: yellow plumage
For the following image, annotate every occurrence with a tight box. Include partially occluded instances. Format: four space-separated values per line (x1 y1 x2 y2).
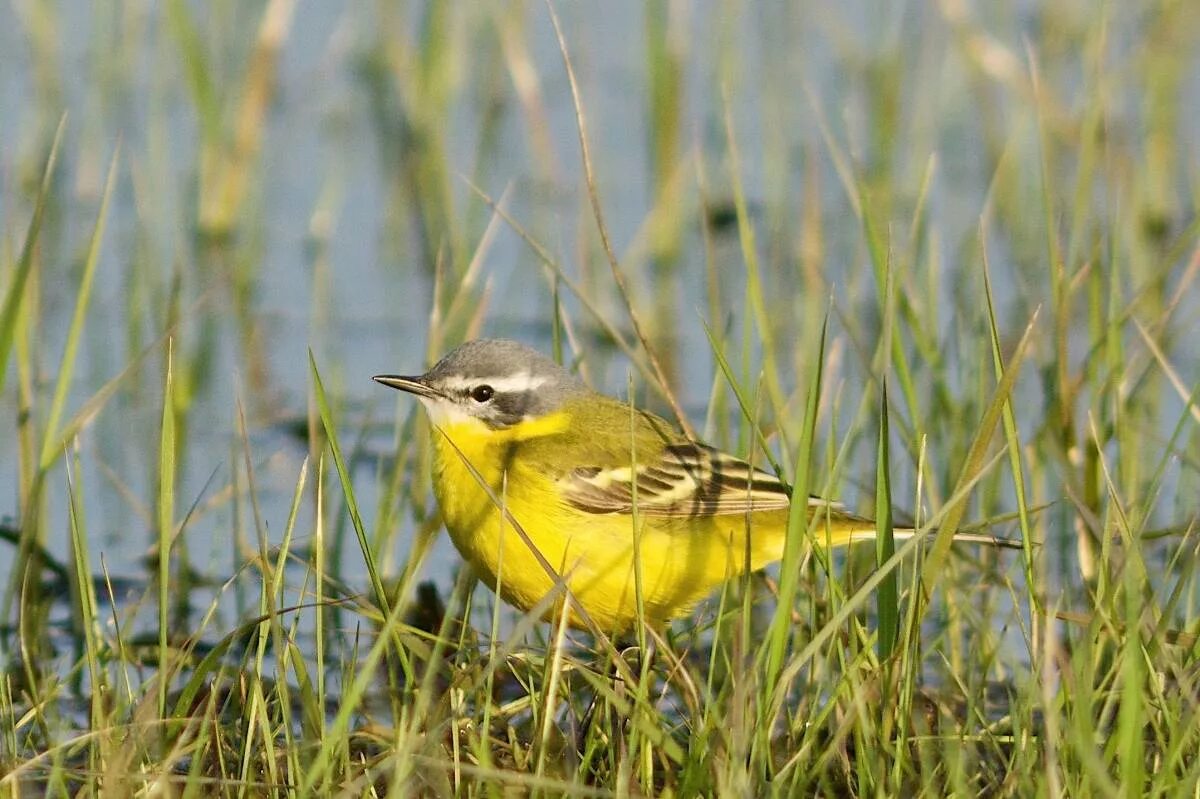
428 396 876 632
375 339 1015 634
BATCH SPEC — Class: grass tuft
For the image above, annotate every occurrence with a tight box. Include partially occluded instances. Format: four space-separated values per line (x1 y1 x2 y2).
1 2 1198 795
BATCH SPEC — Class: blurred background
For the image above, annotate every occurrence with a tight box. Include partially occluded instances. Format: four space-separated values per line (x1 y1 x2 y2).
1 0 1197 645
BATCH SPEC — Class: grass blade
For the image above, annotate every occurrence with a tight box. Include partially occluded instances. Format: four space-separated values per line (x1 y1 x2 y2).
157 338 176 719
39 146 119 468
919 307 1041 596
875 379 897 659
763 303 829 689
307 350 392 623
0 116 65 393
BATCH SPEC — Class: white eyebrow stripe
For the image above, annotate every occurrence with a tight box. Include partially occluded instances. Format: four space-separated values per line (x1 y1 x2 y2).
439 372 551 394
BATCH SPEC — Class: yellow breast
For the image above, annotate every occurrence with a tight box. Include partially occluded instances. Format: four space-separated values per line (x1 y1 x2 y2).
428 415 787 631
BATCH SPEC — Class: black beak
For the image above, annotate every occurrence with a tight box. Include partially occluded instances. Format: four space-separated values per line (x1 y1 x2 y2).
372 374 442 399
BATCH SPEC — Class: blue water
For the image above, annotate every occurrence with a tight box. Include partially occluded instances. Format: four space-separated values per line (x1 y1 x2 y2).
0 1 1196 667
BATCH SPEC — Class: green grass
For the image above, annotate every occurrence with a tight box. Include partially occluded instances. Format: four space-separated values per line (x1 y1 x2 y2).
2 1 1199 795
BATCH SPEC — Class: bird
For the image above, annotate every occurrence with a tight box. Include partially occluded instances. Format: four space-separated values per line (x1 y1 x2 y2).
375 339 1016 633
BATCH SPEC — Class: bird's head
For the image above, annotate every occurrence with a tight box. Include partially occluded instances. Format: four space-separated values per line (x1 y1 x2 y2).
374 338 587 430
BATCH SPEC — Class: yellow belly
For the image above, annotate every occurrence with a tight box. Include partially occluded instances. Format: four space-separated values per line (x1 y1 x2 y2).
429 422 786 632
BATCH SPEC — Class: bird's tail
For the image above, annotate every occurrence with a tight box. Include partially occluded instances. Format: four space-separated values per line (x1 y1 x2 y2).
893 527 1024 548
816 513 1024 550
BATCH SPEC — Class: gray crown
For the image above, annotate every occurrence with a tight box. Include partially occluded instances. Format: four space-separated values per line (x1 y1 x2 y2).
424 339 589 424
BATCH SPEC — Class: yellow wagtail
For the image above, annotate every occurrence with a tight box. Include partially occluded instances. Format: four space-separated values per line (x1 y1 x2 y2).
375 339 1016 632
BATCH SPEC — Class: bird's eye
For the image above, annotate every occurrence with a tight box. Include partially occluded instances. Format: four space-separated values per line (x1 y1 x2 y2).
470 385 495 403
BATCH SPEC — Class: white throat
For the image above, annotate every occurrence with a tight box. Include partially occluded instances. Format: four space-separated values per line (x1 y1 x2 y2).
418 397 485 429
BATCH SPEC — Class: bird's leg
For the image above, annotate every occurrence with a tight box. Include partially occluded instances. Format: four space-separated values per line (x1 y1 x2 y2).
576 646 619 756
575 637 655 756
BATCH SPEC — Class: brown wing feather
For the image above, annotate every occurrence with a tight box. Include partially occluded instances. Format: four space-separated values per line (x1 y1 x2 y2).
559 442 803 517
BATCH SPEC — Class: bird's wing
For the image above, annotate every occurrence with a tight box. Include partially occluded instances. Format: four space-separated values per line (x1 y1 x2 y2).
558 441 840 517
